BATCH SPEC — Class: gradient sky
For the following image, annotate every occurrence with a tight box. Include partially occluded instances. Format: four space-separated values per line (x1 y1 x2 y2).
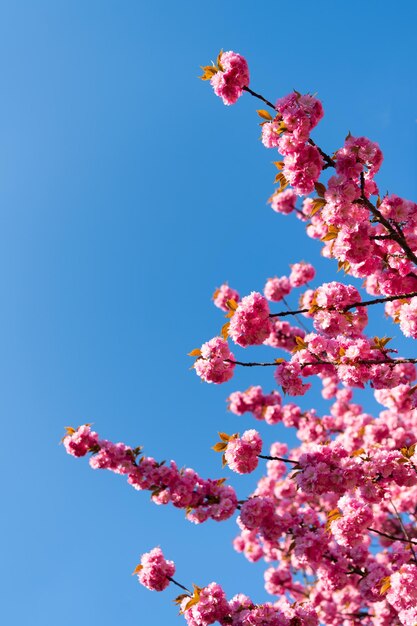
1 1 417 624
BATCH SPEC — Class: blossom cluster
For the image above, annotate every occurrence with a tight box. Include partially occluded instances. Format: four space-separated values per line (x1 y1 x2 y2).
134 547 175 592
64 50 417 626
63 425 238 523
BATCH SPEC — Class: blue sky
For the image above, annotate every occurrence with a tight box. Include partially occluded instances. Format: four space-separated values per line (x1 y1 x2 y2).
1 1 417 624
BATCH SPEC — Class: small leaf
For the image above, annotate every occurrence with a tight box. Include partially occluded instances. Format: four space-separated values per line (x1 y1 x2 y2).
326 507 342 531
219 432 231 442
212 442 228 452
257 109 273 121
309 197 326 217
216 49 224 72
351 448 365 457
321 225 340 242
212 288 220 300
222 454 227 467
199 65 218 81
288 539 296 552
337 260 351 274
314 182 326 197
188 348 202 357
174 594 190 606
273 161 284 170
180 584 202 612
226 299 238 311
275 358 285 364
379 575 391 595
221 322 230 340
183 597 199 612
292 335 308 353
400 443 417 459
132 564 143 575
273 172 289 192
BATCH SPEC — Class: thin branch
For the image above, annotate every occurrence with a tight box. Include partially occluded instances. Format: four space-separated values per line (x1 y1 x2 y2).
360 173 417 265
226 359 276 367
258 454 299 465
308 137 335 168
368 527 417 546
242 85 276 110
226 357 417 368
282 296 310 332
390 500 417 563
168 577 192 595
269 290 417 318
270 308 309 318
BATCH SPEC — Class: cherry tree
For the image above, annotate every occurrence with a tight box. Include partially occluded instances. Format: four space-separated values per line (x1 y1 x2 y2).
63 51 417 626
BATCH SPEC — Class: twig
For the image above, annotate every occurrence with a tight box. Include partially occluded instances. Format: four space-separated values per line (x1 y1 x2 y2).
168 577 192 595
258 454 299 465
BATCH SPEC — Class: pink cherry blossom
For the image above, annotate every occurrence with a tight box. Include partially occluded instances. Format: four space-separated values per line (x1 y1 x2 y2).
194 337 235 383
213 284 240 312
224 430 262 474
229 292 272 346
210 51 249 105
136 547 175 592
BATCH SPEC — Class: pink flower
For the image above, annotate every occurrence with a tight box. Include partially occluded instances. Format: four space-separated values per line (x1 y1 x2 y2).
264 320 305 353
181 582 230 626
269 188 297 214
275 91 324 145
274 361 311 396
239 497 276 531
282 143 323 196
212 284 240 312
335 135 383 180
330 494 373 547
289 262 315 287
229 292 272 347
194 337 235 383
89 440 135 474
210 51 249 105
63 424 99 457
264 276 291 302
386 564 417 625
224 430 262 474
261 120 282 148
136 547 175 592
398 297 417 338
379 194 417 224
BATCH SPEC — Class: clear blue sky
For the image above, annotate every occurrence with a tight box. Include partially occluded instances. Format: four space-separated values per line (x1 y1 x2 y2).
1 2 417 624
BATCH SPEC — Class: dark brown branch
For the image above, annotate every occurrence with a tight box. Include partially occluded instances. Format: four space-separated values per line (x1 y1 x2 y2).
226 357 417 368
390 500 417 563
308 137 335 169
242 85 276 110
269 291 417 318
226 359 276 367
360 172 417 265
258 454 299 465
368 527 417 546
168 577 192 595
270 308 309 318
